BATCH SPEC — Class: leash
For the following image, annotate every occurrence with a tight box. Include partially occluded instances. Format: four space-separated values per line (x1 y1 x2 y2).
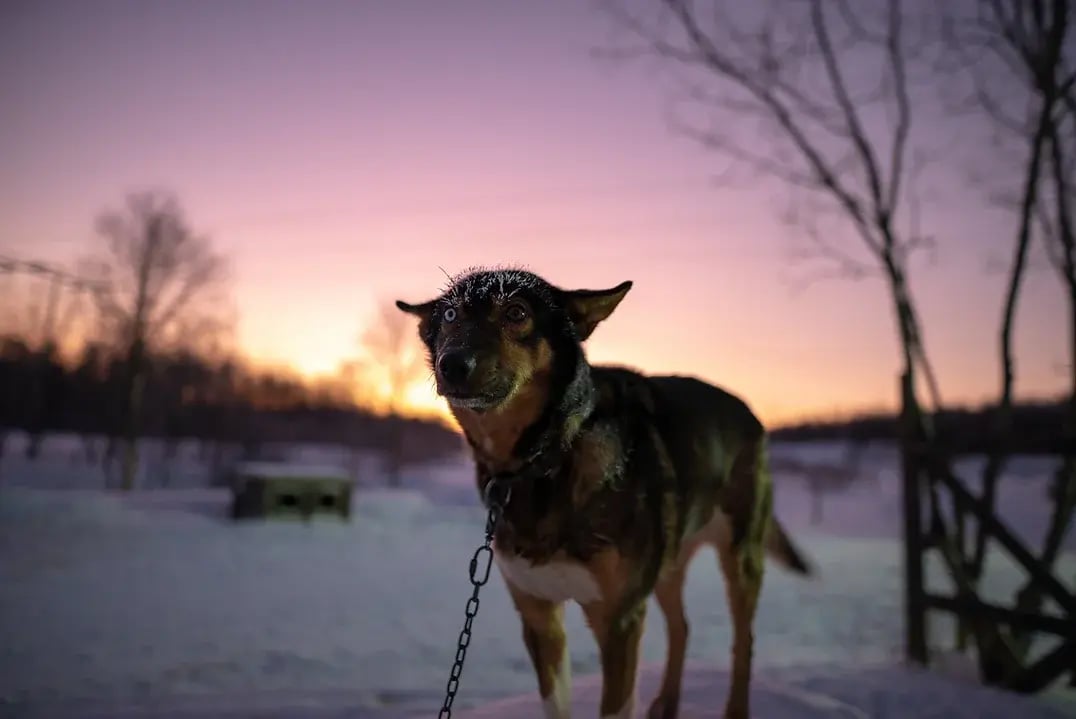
435 420 576 717
437 475 514 718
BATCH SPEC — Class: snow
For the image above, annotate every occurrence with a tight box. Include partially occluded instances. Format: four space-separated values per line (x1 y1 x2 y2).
232 462 353 481
463 661 1076 718
0 433 1072 718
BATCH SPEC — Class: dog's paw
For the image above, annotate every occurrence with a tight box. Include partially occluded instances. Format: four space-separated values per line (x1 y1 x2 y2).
646 694 679 719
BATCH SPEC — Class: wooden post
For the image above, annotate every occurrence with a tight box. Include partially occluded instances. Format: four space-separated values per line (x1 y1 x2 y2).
900 372 928 664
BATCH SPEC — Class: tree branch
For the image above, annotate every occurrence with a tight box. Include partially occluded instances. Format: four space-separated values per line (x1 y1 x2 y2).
662 0 886 257
810 0 889 220
885 0 913 214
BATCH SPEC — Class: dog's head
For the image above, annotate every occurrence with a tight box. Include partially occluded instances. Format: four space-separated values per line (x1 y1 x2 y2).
396 268 631 414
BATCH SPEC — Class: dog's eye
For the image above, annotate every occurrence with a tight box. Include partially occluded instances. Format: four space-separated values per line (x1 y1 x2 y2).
443 307 457 323
504 304 527 324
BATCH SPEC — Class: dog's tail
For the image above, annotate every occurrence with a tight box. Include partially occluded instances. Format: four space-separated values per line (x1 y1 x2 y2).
766 518 814 576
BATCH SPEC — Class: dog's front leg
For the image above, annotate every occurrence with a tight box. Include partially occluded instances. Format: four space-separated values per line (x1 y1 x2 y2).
583 600 646 719
647 561 691 719
507 583 571 719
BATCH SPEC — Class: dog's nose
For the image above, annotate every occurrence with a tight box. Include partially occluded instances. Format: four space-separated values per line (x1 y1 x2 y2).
437 350 477 387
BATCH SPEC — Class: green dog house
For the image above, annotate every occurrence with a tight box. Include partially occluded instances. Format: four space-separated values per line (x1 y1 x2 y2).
230 462 354 521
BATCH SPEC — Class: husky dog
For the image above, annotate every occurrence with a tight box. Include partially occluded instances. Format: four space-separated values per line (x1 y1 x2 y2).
398 267 811 719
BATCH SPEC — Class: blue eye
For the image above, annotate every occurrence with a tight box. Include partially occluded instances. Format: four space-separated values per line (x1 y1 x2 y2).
443 307 457 323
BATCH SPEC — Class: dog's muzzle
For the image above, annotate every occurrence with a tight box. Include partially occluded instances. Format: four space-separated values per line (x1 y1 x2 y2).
436 350 477 389
435 350 509 411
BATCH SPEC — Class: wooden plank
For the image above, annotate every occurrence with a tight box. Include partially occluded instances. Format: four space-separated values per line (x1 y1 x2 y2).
1012 640 1076 693
924 594 1074 637
900 373 928 664
931 465 1076 616
924 505 1027 683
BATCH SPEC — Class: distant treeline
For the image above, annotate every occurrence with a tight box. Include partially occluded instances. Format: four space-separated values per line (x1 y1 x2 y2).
771 399 1068 455
0 335 460 464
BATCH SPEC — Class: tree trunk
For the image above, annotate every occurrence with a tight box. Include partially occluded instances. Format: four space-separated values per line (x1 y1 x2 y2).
1009 272 1076 657
119 340 146 492
25 352 47 460
971 89 1054 578
1070 277 1076 426
885 262 925 412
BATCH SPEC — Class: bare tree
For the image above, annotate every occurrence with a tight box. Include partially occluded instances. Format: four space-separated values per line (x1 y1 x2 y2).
354 298 427 487
601 0 943 413
942 0 1076 662
83 190 230 491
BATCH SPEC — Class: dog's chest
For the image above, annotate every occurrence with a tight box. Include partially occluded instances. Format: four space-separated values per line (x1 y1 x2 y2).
494 548 602 603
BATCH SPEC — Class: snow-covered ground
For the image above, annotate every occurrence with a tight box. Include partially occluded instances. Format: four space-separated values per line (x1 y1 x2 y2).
0 432 1072 718
465 661 1076 719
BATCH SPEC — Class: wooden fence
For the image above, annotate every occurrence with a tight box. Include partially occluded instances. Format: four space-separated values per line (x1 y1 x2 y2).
900 374 1075 692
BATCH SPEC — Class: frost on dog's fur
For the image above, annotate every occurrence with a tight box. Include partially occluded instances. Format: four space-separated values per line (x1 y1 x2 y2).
439 265 556 308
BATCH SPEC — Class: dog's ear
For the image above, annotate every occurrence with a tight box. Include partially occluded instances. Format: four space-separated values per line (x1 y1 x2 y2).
562 281 632 340
395 299 436 317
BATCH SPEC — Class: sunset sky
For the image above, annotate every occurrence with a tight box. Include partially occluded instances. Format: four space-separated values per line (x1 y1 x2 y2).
1 0 1066 426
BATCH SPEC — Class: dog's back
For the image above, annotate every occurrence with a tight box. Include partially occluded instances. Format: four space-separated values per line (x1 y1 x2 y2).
595 366 812 574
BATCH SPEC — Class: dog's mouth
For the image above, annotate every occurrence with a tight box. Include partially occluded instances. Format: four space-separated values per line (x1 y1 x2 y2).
439 388 508 412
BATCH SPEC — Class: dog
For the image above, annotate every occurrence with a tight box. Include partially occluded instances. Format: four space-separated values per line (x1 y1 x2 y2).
397 267 812 719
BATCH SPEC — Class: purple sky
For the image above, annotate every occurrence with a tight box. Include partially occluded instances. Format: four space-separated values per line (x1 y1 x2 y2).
0 0 1065 424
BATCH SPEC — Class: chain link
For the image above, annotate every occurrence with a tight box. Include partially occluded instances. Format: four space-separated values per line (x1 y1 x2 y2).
438 479 512 718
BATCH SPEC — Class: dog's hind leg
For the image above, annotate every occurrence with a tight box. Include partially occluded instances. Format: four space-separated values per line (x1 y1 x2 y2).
714 437 771 719
716 541 764 719
508 585 571 719
583 599 647 719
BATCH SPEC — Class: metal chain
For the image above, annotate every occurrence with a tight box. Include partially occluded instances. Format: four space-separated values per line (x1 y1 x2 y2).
438 479 513 718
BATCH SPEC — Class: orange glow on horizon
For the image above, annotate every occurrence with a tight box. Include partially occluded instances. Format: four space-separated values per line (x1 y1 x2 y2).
292 356 894 432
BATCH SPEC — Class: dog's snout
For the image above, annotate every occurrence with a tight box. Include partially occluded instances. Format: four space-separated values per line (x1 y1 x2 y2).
437 350 477 387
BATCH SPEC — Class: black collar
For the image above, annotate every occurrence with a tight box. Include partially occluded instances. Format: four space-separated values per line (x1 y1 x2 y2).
481 431 568 511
